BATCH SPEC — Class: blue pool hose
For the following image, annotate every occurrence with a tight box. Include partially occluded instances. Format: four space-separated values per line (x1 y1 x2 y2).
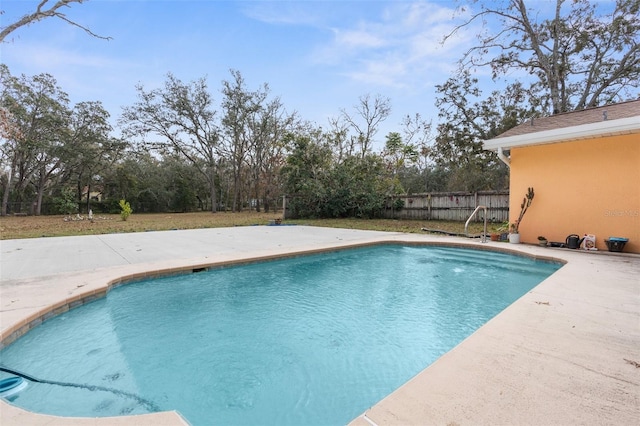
0 365 160 412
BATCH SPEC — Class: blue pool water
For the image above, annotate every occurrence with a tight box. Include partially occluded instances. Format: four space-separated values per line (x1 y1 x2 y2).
0 245 560 425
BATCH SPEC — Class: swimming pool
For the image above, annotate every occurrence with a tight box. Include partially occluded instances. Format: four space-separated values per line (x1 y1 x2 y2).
0 245 561 425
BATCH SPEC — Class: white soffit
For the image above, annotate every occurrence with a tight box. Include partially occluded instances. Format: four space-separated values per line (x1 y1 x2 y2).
483 116 640 151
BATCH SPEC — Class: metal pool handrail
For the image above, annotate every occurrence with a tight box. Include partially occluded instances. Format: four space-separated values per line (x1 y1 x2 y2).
465 205 488 243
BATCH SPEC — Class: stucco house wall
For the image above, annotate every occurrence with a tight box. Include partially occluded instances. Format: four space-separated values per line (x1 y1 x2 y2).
510 133 639 252
484 100 640 254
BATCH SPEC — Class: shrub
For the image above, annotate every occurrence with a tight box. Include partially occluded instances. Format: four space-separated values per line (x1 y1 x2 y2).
393 198 405 211
52 187 78 215
119 199 132 221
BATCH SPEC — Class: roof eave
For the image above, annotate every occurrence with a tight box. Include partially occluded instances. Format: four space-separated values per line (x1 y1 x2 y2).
483 116 640 151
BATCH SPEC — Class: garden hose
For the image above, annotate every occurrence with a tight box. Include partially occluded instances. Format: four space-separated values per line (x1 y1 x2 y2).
0 365 160 412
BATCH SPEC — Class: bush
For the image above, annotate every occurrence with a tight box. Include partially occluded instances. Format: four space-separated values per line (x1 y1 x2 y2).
52 188 78 215
119 199 132 221
393 198 405 210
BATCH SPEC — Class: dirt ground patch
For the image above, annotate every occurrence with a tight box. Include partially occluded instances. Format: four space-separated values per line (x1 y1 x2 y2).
0 212 487 240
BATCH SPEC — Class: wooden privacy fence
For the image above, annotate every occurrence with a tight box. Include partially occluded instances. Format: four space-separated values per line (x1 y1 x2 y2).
384 191 510 222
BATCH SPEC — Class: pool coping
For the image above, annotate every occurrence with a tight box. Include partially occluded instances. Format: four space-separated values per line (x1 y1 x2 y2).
1 227 639 425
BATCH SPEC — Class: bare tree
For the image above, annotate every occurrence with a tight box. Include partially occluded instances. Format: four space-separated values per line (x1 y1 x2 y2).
1 0 110 43
246 96 296 212
340 93 391 158
400 113 434 173
446 0 640 113
326 116 350 162
120 74 220 212
220 69 268 212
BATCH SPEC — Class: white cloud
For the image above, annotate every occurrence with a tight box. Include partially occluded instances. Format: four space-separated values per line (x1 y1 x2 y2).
241 1 327 26
343 58 407 88
306 1 480 93
333 26 388 49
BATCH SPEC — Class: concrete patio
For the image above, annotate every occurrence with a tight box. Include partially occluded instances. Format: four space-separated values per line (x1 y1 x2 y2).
1 226 638 425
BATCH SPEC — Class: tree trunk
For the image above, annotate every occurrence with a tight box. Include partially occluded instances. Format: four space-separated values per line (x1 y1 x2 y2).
86 182 91 214
35 173 46 216
210 183 217 213
232 171 240 212
263 191 270 213
1 157 16 216
254 184 261 212
77 177 83 211
209 164 217 213
1 174 11 216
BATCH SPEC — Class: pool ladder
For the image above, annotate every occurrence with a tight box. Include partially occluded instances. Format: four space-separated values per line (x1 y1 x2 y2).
465 205 488 243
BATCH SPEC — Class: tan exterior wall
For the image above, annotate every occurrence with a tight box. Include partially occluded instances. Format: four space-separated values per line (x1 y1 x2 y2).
509 133 639 253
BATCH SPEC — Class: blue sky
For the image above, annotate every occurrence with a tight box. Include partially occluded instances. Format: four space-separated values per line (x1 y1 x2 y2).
2 0 488 144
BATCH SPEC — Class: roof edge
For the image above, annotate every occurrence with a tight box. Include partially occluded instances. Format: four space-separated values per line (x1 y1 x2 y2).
483 116 640 151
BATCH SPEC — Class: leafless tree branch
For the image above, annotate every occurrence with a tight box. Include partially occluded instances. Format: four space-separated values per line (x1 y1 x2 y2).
0 0 111 43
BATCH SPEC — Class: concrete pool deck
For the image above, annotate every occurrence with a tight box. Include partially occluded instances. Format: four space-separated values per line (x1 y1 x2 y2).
1 226 638 425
